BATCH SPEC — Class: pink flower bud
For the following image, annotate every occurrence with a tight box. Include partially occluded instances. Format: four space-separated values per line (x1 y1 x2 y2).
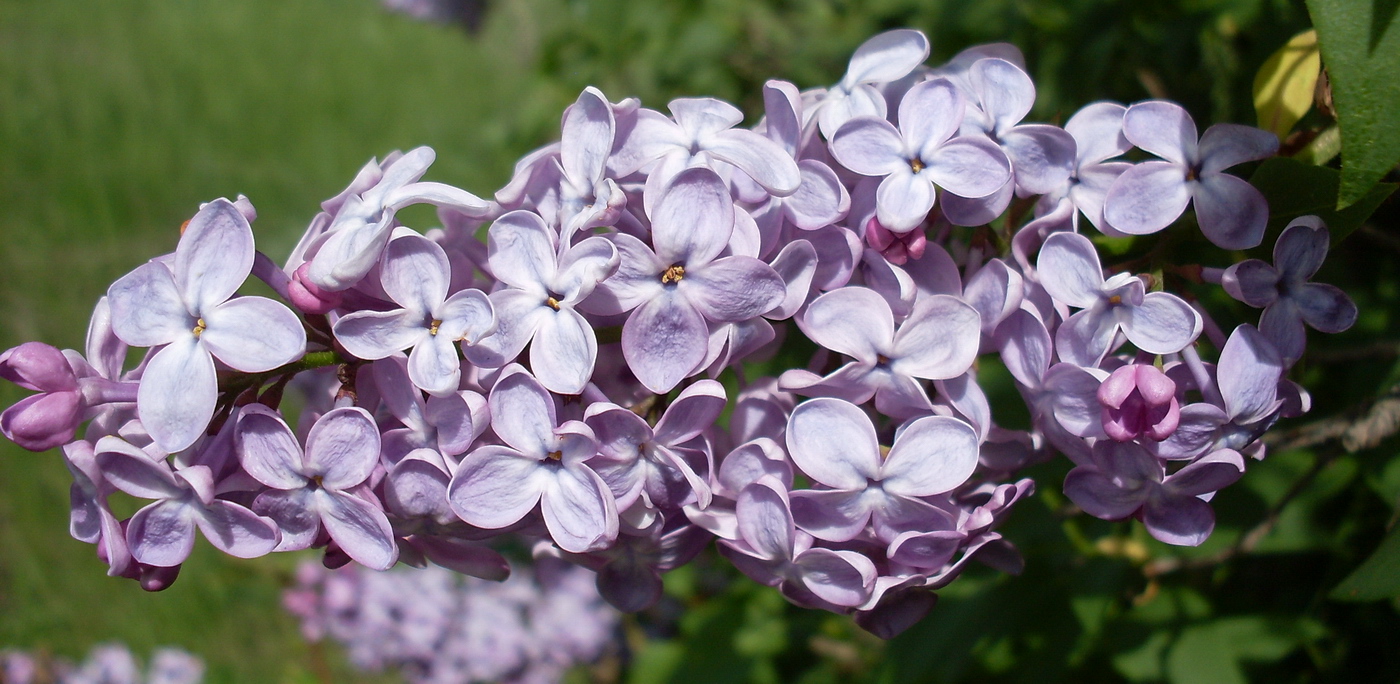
1098 364 1179 442
865 217 927 266
289 262 343 314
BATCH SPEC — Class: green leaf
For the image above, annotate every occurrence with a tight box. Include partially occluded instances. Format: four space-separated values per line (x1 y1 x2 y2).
1165 617 1326 684
1306 0 1400 207
1249 157 1396 242
1331 524 1400 601
1253 30 1321 139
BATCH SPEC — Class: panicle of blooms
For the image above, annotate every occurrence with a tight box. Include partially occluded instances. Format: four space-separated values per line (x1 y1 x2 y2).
0 27 1357 639
1 643 204 684
283 559 618 684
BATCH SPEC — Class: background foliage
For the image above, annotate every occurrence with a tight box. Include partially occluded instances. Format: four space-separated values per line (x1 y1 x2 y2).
0 0 1396 681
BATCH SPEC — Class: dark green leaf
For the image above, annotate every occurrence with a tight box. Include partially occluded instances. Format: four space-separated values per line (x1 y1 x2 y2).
1165 617 1325 684
1331 524 1400 601
1249 157 1395 242
1306 0 1400 207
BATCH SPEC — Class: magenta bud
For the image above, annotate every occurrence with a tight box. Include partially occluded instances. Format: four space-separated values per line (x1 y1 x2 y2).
865 216 927 266
1098 364 1179 443
0 342 78 392
289 262 343 315
1 391 83 451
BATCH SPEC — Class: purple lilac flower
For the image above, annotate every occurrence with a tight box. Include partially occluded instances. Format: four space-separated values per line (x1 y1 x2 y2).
463 209 619 394
1221 216 1357 365
719 476 878 609
780 286 981 418
1064 442 1245 546
1037 231 1201 366
105 199 307 451
95 436 280 566
1104 101 1278 249
811 29 931 140
587 167 786 393
307 146 493 291
332 231 496 396
447 367 618 553
785 398 980 542
238 405 399 570
829 78 1011 233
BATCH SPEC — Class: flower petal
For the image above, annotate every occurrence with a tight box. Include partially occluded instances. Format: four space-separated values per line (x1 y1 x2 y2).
542 465 618 553
531 308 597 395
622 292 708 394
200 296 305 372
138 336 216 453
800 286 893 363
682 256 786 323
380 233 451 313
650 166 734 268
304 406 381 490
1122 100 1197 164
127 501 196 567
195 499 280 559
448 446 545 528
236 406 309 490
1194 172 1268 250
319 490 399 570
786 397 880 488
108 262 190 347
487 210 558 293
883 415 979 496
1122 292 1201 354
1103 161 1190 235
1037 231 1105 309
175 198 254 314
891 294 981 379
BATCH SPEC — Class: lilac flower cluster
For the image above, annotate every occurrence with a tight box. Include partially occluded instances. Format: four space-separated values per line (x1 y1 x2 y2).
283 558 617 683
0 29 1356 637
1 643 204 684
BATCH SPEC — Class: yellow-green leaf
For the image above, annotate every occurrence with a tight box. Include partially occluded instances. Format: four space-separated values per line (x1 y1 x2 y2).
1253 29 1321 139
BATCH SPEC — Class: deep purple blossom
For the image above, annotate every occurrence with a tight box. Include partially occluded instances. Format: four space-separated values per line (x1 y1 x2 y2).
1221 216 1357 365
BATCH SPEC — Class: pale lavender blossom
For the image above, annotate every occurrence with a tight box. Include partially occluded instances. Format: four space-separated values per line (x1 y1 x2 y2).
719 476 878 608
463 209 619 394
587 167 786 393
785 398 980 542
447 367 618 553
829 78 1011 233
585 379 725 512
1037 231 1201 366
1038 101 1133 231
95 436 280 566
810 29 931 140
1104 101 1278 249
333 232 496 396
611 96 801 206
105 198 306 451
1221 216 1357 365
307 147 493 291
1064 442 1245 546
238 405 399 570
779 286 981 418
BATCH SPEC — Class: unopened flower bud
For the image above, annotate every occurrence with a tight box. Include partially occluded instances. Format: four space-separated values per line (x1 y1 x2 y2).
1098 364 1179 442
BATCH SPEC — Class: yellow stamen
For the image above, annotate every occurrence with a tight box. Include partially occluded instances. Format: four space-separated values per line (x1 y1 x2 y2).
909 158 925 173
661 264 686 284
1108 295 1123 305
192 318 206 337
545 297 561 311
428 319 442 335
547 450 563 461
